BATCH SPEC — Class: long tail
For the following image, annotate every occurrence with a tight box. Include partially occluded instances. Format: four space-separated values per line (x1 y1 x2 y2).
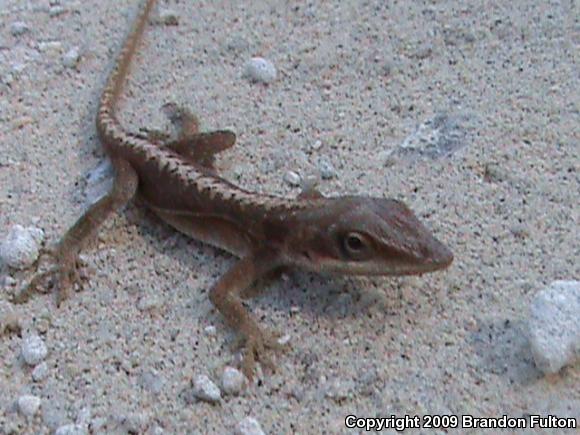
96 0 157 142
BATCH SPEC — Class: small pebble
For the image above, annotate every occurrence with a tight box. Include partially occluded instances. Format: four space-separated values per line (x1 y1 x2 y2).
42 400 68 429
3 275 17 287
10 21 29 36
300 174 319 194
120 413 149 433
49 6 66 17
235 417 265 435
277 334 291 346
21 334 48 366
0 303 21 336
54 424 88 435
62 47 80 68
137 294 161 312
158 9 179 26
89 418 107 432
397 112 473 159
192 375 221 403
0 225 44 269
232 164 249 180
283 170 301 187
84 160 114 205
18 394 41 417
75 406 92 425
139 369 164 394
226 36 250 54
148 425 166 435
377 149 397 167
528 280 580 374
221 366 246 395
38 40 63 53
317 157 337 179
323 378 354 402
204 325 217 336
32 361 49 381
311 140 323 151
243 57 277 84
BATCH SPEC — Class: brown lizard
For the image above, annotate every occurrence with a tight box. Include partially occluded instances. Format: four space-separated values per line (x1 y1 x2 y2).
25 0 453 378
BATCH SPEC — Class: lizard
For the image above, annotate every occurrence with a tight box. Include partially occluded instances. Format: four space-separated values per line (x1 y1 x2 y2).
24 0 453 378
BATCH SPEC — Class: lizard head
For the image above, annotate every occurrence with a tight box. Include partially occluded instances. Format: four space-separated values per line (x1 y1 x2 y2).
285 197 453 275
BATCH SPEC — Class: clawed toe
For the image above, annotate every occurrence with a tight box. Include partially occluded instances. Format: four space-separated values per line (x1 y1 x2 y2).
237 329 286 380
15 258 88 305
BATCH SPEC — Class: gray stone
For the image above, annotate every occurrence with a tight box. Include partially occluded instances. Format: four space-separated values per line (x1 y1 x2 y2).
528 280 580 374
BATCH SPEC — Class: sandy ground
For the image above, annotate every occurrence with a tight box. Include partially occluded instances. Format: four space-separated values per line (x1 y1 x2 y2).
1 0 578 433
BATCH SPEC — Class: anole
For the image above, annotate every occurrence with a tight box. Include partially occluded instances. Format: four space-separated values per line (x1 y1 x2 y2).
26 0 453 378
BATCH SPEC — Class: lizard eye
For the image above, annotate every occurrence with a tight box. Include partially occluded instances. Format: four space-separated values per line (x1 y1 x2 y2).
343 232 370 258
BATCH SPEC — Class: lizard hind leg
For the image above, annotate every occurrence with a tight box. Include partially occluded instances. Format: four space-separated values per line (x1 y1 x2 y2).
167 130 236 169
138 103 236 170
18 158 139 305
160 102 236 169
135 102 196 147
162 102 200 140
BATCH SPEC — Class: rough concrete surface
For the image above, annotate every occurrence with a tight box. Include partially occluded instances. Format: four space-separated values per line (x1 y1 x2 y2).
1 0 578 433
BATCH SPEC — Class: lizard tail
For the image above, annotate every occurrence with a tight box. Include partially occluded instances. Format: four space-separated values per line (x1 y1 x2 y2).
96 0 157 142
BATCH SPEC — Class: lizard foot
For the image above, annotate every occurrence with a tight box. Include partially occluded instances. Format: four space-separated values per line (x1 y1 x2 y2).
15 257 88 306
235 327 287 380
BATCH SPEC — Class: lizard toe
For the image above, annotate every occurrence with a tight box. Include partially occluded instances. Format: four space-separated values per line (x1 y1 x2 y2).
240 328 286 379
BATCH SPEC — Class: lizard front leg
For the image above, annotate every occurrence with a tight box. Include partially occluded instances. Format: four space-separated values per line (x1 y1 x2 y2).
209 249 284 379
20 158 138 305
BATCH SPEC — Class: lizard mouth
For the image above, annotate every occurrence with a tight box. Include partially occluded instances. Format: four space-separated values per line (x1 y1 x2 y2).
309 258 452 276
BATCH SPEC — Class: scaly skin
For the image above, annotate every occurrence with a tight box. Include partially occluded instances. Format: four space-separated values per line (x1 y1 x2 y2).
25 0 453 379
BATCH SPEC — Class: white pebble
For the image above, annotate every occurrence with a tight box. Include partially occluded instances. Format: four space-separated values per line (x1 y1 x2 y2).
49 6 65 17
10 21 29 36
21 334 48 366
192 375 221 403
32 361 49 381
89 418 107 432
378 149 397 167
38 40 63 54
139 369 164 394
323 379 352 402
243 57 277 84
137 294 161 312
0 225 44 269
277 334 291 346
528 280 580 374
235 417 265 435
62 47 80 68
148 426 166 435
84 160 114 205
54 424 88 435
120 413 149 433
11 63 27 75
283 170 301 187
3 275 17 287
76 406 92 425
311 140 323 151
317 157 336 179
204 325 217 336
17 394 41 417
158 9 179 26
0 302 21 335
221 366 246 395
